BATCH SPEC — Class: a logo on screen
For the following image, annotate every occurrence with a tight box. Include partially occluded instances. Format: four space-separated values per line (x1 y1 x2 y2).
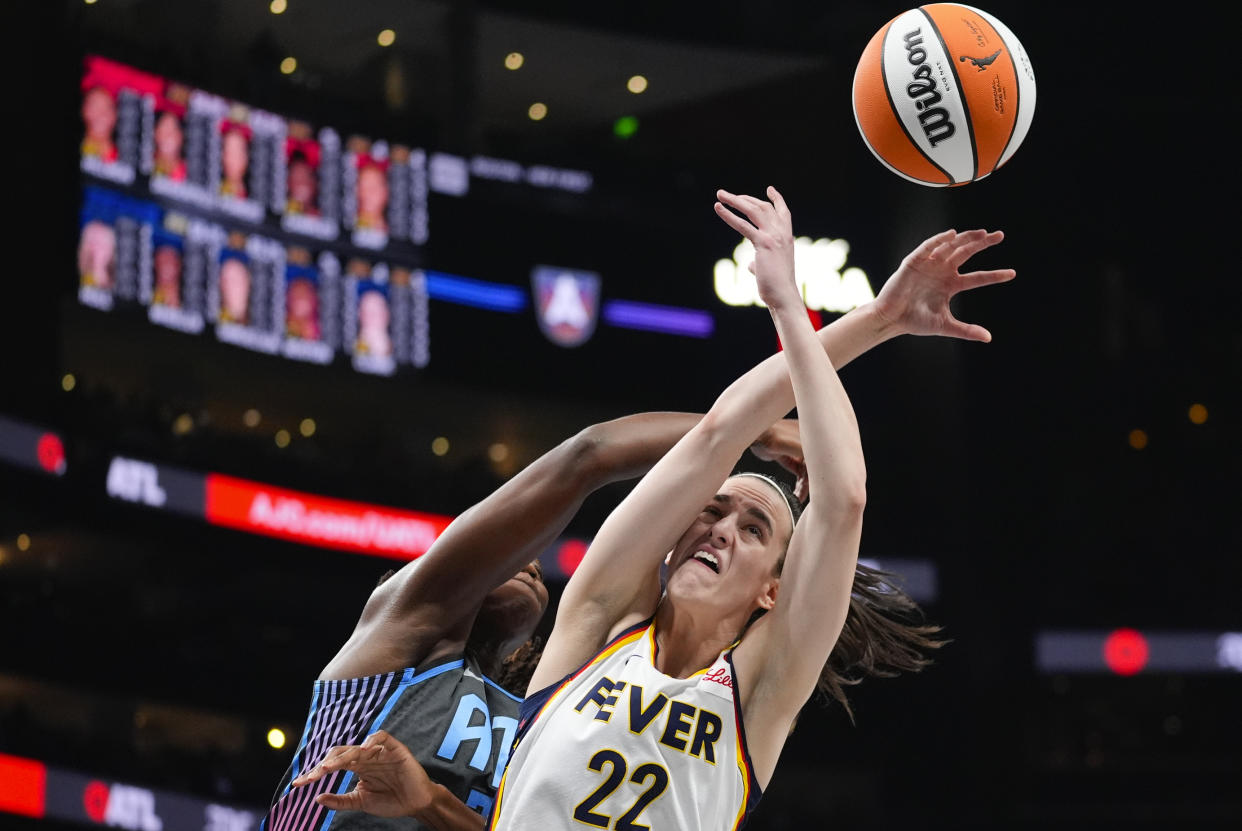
532 266 600 348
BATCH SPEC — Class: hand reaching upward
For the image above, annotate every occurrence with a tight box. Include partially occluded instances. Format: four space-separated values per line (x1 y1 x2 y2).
873 228 1016 343
715 186 801 312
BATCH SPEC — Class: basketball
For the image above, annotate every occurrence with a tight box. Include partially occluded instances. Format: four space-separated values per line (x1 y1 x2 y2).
852 4 1035 186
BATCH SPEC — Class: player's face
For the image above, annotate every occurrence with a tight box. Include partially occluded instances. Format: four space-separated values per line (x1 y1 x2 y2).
359 291 389 329
664 476 791 618
79 222 117 288
82 88 117 138
155 113 183 158
357 168 388 215
288 161 317 204
220 260 251 319
222 131 249 181
288 281 315 319
479 560 549 643
154 247 181 303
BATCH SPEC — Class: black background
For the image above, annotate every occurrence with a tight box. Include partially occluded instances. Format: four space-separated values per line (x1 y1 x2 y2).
3 1 1240 829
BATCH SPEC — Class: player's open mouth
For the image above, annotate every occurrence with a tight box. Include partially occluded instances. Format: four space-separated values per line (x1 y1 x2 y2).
691 550 720 573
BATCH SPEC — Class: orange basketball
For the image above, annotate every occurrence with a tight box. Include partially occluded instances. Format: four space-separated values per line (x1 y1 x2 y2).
852 3 1035 186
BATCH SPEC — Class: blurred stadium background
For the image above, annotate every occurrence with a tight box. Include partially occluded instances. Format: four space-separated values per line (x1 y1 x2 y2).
2 1 1238 829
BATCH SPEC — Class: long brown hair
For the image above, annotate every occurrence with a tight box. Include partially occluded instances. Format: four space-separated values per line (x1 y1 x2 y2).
750 472 946 723
812 561 945 722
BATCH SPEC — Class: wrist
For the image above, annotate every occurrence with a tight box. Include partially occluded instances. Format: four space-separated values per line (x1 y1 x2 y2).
854 300 904 342
415 782 486 830
763 291 808 319
409 782 443 820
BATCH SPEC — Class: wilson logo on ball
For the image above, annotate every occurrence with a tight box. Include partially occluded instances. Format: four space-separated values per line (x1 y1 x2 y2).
853 3 1036 186
902 28 957 148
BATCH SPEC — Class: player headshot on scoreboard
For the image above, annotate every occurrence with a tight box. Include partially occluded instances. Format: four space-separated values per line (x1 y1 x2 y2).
355 158 390 233
152 109 188 182
81 85 119 163
218 251 252 326
152 237 184 309
355 283 392 358
219 121 252 200
285 143 321 217
285 272 322 341
77 218 117 291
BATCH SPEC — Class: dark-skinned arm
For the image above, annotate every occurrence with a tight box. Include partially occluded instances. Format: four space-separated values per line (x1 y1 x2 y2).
320 412 802 680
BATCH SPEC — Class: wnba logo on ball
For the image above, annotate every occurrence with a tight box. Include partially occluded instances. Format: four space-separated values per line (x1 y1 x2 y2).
902 28 957 148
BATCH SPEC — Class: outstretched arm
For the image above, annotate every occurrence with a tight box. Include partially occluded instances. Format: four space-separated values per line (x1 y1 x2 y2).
322 412 696 679
724 189 866 786
531 191 1014 694
725 191 1014 786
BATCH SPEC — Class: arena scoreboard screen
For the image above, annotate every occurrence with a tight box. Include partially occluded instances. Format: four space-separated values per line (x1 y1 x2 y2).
72 53 891 413
73 54 748 398
77 54 435 377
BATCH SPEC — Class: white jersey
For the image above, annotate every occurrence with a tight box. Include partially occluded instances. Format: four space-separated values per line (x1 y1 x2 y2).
489 618 762 831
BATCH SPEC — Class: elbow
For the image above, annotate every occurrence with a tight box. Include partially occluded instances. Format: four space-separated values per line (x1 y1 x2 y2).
553 425 613 490
842 479 867 515
816 468 867 519
842 462 868 513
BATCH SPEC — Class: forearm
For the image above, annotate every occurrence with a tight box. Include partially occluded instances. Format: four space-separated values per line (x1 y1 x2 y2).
704 301 896 454
407 412 700 569
574 412 704 485
373 415 698 589
820 299 903 367
334 414 701 674
411 783 485 831
732 305 870 740
739 304 868 734
767 301 867 512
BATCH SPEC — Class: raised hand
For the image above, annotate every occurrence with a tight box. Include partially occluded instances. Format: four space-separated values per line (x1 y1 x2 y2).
291 730 434 818
715 187 800 312
872 228 1015 342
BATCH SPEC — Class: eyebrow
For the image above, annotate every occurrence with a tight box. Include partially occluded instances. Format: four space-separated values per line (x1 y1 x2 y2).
712 494 773 536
